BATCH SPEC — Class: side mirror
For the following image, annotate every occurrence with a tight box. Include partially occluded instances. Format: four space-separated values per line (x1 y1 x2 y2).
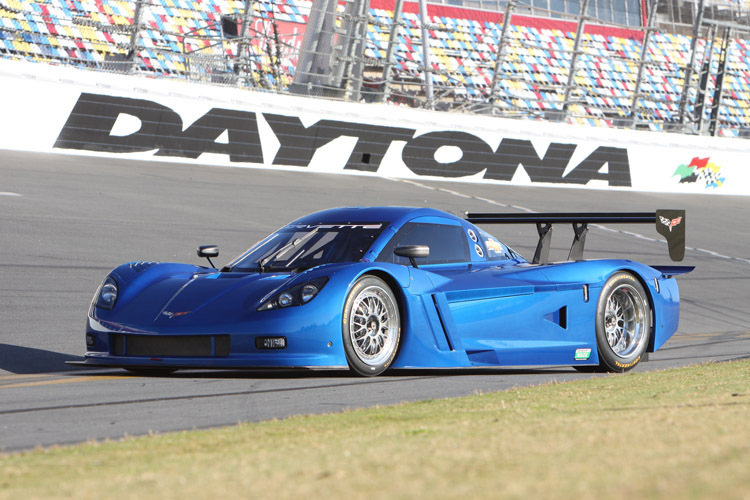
394 245 429 268
197 245 219 269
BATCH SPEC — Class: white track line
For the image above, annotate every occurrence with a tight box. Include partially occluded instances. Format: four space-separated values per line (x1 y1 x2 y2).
0 192 22 196
390 178 750 266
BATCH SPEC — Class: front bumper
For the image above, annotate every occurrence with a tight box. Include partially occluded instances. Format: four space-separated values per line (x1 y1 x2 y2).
83 315 349 370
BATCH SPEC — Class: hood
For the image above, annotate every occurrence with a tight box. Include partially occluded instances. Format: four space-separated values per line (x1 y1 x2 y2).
99 263 298 328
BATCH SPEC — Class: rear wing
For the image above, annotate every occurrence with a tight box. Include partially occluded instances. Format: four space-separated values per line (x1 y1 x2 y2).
466 210 686 265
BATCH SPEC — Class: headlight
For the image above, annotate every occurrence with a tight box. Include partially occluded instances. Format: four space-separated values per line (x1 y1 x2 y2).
301 284 318 303
257 277 329 311
95 276 119 310
278 292 294 307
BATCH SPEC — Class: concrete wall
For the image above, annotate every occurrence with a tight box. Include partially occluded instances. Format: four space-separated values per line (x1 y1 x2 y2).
1 59 747 195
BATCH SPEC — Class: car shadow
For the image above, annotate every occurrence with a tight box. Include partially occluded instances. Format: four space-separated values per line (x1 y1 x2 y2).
0 343 83 374
0 343 579 379
90 366 578 379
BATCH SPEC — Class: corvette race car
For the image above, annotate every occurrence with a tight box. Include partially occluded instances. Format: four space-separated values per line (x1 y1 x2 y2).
74 206 691 376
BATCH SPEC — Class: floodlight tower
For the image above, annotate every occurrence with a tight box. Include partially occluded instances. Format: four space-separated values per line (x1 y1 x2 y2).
290 0 370 99
126 0 145 72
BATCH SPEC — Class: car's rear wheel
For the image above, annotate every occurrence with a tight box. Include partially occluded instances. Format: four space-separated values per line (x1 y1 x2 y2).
593 272 651 373
342 276 400 377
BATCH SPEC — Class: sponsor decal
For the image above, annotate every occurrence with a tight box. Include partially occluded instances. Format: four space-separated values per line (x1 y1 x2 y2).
574 348 591 361
614 355 641 369
659 215 683 232
289 223 383 230
474 243 484 257
55 93 634 187
673 156 726 189
484 238 503 253
467 229 477 242
128 261 159 272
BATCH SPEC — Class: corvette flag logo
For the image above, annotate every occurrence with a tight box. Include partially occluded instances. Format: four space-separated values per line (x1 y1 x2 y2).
659 216 682 232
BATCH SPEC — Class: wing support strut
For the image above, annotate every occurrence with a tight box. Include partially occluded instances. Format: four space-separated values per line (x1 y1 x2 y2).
568 222 588 262
533 223 553 265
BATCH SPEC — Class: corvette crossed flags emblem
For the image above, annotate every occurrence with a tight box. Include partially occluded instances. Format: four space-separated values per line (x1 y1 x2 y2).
659 215 683 232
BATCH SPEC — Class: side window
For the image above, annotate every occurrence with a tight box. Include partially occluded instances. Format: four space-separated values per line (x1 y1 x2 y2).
477 228 515 261
378 223 469 265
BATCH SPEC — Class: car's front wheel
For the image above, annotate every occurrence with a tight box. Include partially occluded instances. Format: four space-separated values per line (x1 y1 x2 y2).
342 276 401 377
594 272 652 372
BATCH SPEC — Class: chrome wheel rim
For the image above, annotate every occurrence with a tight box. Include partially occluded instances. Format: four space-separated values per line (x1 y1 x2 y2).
348 285 398 366
604 284 648 358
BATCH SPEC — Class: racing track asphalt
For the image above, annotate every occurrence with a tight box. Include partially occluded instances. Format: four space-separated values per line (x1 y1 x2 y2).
1 150 749 452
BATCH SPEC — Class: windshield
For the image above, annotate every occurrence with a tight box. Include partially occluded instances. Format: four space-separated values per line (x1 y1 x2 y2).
228 223 386 272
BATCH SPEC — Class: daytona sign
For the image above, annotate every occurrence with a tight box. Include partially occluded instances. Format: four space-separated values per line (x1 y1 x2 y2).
55 93 632 186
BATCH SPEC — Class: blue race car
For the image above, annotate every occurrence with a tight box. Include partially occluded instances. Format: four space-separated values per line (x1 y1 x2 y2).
76 206 691 376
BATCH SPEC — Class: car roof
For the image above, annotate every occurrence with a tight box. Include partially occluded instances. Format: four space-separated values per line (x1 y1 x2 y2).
291 206 465 229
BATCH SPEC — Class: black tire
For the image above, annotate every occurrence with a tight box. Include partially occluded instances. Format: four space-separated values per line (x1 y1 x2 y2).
342 276 401 377
594 272 652 373
125 367 178 376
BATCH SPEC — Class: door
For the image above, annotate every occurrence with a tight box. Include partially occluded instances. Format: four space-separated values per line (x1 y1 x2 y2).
379 218 593 366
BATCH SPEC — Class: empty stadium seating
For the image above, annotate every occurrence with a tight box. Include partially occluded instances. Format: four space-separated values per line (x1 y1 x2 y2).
1 0 748 134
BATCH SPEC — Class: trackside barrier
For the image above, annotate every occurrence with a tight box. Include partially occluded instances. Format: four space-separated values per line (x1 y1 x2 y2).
0 59 748 195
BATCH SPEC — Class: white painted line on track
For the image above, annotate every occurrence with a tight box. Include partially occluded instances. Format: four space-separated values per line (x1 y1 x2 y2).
0 192 22 196
590 225 750 265
390 177 750 266
0 368 123 380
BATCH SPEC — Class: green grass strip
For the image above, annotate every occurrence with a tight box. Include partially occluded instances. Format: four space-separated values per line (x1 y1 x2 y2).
2 359 749 500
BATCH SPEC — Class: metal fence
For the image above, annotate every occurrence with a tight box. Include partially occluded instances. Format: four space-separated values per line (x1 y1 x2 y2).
0 0 748 137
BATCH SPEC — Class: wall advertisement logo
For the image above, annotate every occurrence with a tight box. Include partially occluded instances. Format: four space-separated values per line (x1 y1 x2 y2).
54 93 634 188
673 157 726 189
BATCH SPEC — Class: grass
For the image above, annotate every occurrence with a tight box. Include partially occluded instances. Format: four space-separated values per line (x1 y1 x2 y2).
1 359 749 500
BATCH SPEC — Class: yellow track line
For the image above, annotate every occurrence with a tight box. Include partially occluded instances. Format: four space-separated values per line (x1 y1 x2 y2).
0 373 51 381
669 332 748 342
0 375 133 389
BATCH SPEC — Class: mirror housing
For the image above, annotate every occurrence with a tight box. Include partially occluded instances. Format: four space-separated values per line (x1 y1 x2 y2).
197 245 219 268
394 245 429 268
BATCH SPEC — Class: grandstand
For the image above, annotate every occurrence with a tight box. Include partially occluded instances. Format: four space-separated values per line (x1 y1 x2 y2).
0 0 748 137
